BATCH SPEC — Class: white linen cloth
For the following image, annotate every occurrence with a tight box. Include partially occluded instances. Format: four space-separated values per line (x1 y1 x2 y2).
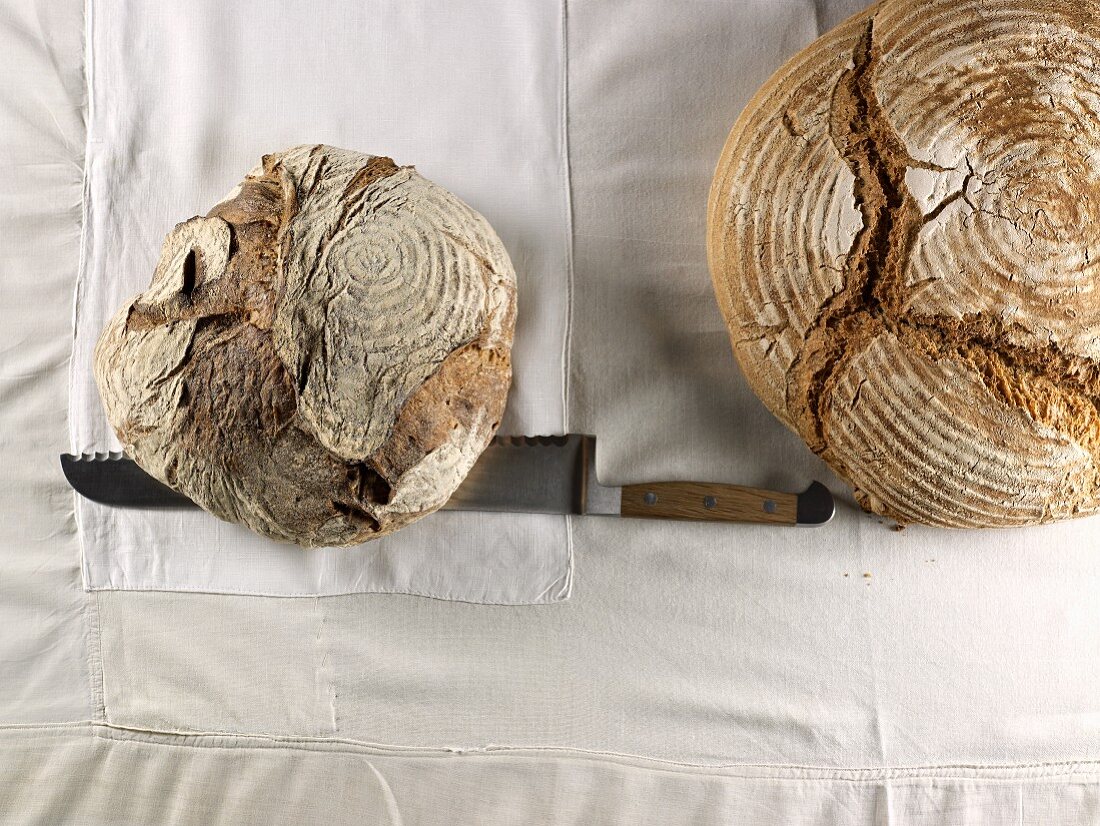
72 0 572 604
4 0 1100 822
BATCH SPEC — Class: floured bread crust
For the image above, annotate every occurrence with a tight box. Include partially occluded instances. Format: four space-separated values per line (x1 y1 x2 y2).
95 145 516 546
708 0 1100 527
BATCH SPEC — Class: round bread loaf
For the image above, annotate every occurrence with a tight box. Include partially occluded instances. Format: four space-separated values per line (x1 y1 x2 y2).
95 145 516 546
708 0 1100 527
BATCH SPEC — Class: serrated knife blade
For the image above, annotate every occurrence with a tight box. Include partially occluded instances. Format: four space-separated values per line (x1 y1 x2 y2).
60 435 834 526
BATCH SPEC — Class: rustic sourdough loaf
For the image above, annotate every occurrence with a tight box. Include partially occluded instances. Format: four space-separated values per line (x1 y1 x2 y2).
95 145 516 546
708 0 1100 527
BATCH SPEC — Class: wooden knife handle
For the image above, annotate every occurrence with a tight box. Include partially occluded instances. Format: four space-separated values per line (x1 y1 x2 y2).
620 481 797 525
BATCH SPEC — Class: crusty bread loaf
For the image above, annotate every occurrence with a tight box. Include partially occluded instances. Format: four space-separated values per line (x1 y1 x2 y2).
708 0 1100 527
95 145 516 546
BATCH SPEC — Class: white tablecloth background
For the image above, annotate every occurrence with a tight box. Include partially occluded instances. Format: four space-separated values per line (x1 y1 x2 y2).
3 0 1100 822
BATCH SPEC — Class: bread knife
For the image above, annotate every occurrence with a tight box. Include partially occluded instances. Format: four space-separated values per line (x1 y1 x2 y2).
59 435 834 526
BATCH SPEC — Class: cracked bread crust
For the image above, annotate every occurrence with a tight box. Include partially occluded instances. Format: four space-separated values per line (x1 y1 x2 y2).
707 0 1100 527
94 145 516 547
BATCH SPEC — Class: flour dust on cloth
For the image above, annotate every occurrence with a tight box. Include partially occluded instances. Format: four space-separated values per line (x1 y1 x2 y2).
72 1 572 603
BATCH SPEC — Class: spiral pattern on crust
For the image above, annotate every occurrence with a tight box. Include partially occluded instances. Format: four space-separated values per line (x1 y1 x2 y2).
273 145 513 460
708 0 1100 527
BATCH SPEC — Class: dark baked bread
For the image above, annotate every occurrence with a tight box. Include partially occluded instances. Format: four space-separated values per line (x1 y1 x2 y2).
95 145 516 546
708 0 1100 527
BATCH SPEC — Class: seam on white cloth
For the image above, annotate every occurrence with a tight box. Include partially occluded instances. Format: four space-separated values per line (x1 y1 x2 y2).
4 723 1100 783
559 0 574 435
863 569 887 767
76 0 107 726
69 0 94 456
83 592 106 723
0 722 96 732
314 598 338 737
558 0 577 602
21 722 1097 782
94 594 118 726
80 583 564 606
